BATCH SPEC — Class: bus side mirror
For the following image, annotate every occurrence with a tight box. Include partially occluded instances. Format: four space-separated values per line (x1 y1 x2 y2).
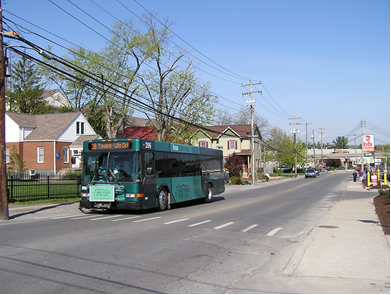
71 157 76 164
146 167 153 175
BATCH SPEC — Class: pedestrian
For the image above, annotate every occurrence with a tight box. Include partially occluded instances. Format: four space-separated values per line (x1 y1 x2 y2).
352 170 357 182
358 170 364 182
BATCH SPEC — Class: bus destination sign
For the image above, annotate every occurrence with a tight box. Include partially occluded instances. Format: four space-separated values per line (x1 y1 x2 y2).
88 141 132 150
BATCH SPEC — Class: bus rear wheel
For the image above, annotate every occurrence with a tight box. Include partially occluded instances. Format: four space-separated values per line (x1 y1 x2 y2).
205 184 213 203
158 189 168 211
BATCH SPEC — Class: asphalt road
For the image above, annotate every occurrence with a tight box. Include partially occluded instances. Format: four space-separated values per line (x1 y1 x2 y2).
0 172 349 293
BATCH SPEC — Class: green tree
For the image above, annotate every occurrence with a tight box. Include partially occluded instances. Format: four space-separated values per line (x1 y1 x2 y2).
6 55 52 114
6 145 27 177
266 127 293 167
332 136 349 149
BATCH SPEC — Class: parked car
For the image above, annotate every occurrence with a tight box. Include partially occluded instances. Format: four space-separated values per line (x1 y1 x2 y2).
305 168 317 178
224 172 230 184
314 168 320 176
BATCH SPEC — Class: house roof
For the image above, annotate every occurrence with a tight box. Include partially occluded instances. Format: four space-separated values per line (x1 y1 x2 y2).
197 125 261 140
70 134 101 147
119 126 158 140
125 117 151 127
7 111 81 141
235 149 252 156
41 89 59 99
6 112 37 128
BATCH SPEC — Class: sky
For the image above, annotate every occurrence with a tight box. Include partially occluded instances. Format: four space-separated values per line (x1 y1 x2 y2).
2 0 390 146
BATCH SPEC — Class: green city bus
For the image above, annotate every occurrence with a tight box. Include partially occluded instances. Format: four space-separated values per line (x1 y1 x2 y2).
79 138 225 211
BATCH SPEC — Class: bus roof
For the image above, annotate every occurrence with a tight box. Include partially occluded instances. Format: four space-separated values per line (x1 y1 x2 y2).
84 138 222 156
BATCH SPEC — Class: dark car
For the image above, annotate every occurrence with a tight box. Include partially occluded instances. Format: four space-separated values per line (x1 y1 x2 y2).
305 168 317 178
224 172 230 183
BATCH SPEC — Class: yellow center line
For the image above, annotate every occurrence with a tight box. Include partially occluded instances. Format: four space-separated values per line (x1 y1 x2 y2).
181 174 332 219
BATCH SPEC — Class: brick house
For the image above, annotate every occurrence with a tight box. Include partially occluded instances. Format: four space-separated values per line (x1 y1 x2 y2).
5 111 98 177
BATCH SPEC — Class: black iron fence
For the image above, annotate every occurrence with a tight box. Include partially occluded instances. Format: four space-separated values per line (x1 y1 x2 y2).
7 175 80 203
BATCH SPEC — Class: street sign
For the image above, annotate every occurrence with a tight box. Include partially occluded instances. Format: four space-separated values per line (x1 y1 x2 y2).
364 152 374 157
363 135 375 152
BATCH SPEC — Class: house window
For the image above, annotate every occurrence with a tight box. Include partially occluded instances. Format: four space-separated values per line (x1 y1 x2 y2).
199 141 208 148
37 147 44 163
76 122 85 135
5 147 9 163
228 140 237 150
63 147 69 163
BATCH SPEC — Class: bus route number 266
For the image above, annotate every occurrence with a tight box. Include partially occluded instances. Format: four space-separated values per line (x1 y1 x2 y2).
145 142 152 149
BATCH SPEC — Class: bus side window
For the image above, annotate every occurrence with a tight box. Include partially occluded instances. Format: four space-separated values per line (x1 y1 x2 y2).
144 152 154 176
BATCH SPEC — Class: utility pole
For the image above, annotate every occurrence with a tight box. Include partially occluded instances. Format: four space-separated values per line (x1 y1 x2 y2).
319 128 324 171
353 134 357 153
0 2 9 220
289 117 301 178
304 123 310 169
311 130 316 166
242 81 262 185
361 119 365 171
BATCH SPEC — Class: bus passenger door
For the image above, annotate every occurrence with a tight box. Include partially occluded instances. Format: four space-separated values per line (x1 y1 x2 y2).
143 152 156 209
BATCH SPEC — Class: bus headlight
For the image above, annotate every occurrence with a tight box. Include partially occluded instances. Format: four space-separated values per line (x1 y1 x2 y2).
81 193 90 198
126 193 144 198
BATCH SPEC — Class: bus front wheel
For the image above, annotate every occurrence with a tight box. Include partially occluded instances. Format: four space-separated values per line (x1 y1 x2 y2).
205 184 213 203
158 189 168 211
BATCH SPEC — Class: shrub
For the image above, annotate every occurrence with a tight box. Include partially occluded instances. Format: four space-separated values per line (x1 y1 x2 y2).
259 174 269 181
224 153 243 178
230 176 241 185
378 188 390 199
67 173 82 180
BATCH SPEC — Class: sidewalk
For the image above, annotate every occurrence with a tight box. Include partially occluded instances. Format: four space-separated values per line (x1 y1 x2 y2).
280 180 390 293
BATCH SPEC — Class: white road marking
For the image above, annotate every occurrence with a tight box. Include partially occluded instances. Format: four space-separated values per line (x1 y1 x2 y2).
133 217 162 223
241 224 259 232
187 220 212 227
71 215 96 220
112 216 141 222
213 222 235 230
164 218 189 225
90 215 123 221
52 215 83 219
266 227 283 236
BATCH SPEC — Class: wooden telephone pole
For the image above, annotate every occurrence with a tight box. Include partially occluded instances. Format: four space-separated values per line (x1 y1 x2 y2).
242 81 262 185
0 0 9 220
289 117 301 178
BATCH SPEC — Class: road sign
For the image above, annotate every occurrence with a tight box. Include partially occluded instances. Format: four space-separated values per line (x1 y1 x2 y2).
363 135 375 152
364 152 374 157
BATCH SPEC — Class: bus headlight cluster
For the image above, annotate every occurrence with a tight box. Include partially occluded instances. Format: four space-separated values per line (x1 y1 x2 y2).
81 193 90 198
126 193 144 198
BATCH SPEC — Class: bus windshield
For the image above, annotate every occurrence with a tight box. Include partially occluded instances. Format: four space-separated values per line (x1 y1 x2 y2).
82 152 141 183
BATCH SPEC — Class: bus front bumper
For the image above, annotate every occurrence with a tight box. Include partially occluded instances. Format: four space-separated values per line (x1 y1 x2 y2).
79 200 144 210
